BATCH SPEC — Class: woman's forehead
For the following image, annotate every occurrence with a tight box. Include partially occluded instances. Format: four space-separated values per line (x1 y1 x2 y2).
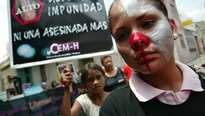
110 3 127 25
110 0 163 29
104 57 112 60
87 70 101 76
111 0 159 17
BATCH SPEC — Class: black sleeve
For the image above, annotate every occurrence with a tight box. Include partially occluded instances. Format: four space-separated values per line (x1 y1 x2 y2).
99 93 121 116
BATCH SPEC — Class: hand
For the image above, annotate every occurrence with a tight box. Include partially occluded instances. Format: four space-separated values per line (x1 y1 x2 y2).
61 67 73 88
20 0 37 22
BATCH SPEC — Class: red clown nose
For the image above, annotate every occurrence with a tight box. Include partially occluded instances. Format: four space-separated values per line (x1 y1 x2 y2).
129 32 151 51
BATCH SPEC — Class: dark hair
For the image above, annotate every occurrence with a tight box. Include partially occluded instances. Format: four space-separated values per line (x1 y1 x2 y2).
108 0 168 35
51 80 58 88
81 62 105 84
100 55 112 66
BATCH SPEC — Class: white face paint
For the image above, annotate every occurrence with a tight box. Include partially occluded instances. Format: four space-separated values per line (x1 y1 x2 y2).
120 0 174 60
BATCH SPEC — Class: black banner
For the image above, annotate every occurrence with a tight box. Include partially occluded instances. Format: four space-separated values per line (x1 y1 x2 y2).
9 0 113 68
0 84 86 116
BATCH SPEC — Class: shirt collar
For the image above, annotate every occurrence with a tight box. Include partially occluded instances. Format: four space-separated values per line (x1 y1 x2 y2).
177 61 203 91
129 61 204 102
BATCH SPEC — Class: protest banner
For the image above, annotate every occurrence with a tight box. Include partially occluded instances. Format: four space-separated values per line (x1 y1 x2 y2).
8 0 116 69
0 97 29 116
0 84 86 116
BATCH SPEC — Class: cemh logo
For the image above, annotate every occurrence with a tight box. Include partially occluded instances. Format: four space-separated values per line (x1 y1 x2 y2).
11 0 44 25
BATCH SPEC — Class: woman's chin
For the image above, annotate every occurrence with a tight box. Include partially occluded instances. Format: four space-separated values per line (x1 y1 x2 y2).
135 58 164 74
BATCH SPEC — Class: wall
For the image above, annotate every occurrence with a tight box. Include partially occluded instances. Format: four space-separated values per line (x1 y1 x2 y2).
196 21 205 54
164 0 199 63
0 57 34 92
31 64 60 88
196 26 204 53
31 66 42 84
178 11 203 55
175 30 199 63
0 58 17 91
1 68 17 91
44 63 58 88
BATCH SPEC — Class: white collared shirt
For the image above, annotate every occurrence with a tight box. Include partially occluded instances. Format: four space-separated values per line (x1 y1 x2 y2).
129 61 204 105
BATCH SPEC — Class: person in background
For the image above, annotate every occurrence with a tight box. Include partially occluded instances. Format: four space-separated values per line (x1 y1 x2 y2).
61 62 109 116
122 65 133 80
51 80 59 89
41 82 47 91
101 55 128 92
100 0 205 116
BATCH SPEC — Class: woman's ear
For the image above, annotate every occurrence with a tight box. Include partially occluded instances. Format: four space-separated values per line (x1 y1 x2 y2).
170 18 178 40
170 18 177 33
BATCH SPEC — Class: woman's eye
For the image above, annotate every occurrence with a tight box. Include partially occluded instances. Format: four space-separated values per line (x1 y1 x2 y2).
96 75 102 80
117 33 129 41
87 78 93 82
141 20 156 29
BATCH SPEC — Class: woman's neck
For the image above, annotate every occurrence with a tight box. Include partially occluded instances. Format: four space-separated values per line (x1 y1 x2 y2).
104 67 117 77
105 66 115 72
139 57 183 93
88 91 108 100
88 91 108 106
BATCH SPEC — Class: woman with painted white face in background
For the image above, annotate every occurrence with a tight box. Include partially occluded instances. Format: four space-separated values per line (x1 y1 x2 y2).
100 0 205 116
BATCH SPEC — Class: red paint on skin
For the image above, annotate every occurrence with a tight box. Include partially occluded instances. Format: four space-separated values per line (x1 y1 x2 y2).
141 49 151 72
129 32 151 71
130 33 151 50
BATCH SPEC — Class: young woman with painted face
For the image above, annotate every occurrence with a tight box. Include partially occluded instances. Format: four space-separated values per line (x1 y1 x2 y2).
100 0 205 116
101 55 128 92
61 63 109 116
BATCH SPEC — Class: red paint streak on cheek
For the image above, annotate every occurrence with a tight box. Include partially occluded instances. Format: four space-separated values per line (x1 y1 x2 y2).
144 57 151 72
140 48 151 72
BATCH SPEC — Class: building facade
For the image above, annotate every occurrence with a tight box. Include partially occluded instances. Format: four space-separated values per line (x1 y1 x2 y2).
0 57 33 92
164 0 199 63
196 21 205 54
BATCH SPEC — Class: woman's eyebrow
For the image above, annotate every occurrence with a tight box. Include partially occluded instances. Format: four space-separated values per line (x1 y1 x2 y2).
116 26 126 31
115 13 146 31
136 13 146 21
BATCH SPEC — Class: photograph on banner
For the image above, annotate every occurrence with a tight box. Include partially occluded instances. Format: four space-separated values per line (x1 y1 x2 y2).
8 0 114 68
57 63 76 78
